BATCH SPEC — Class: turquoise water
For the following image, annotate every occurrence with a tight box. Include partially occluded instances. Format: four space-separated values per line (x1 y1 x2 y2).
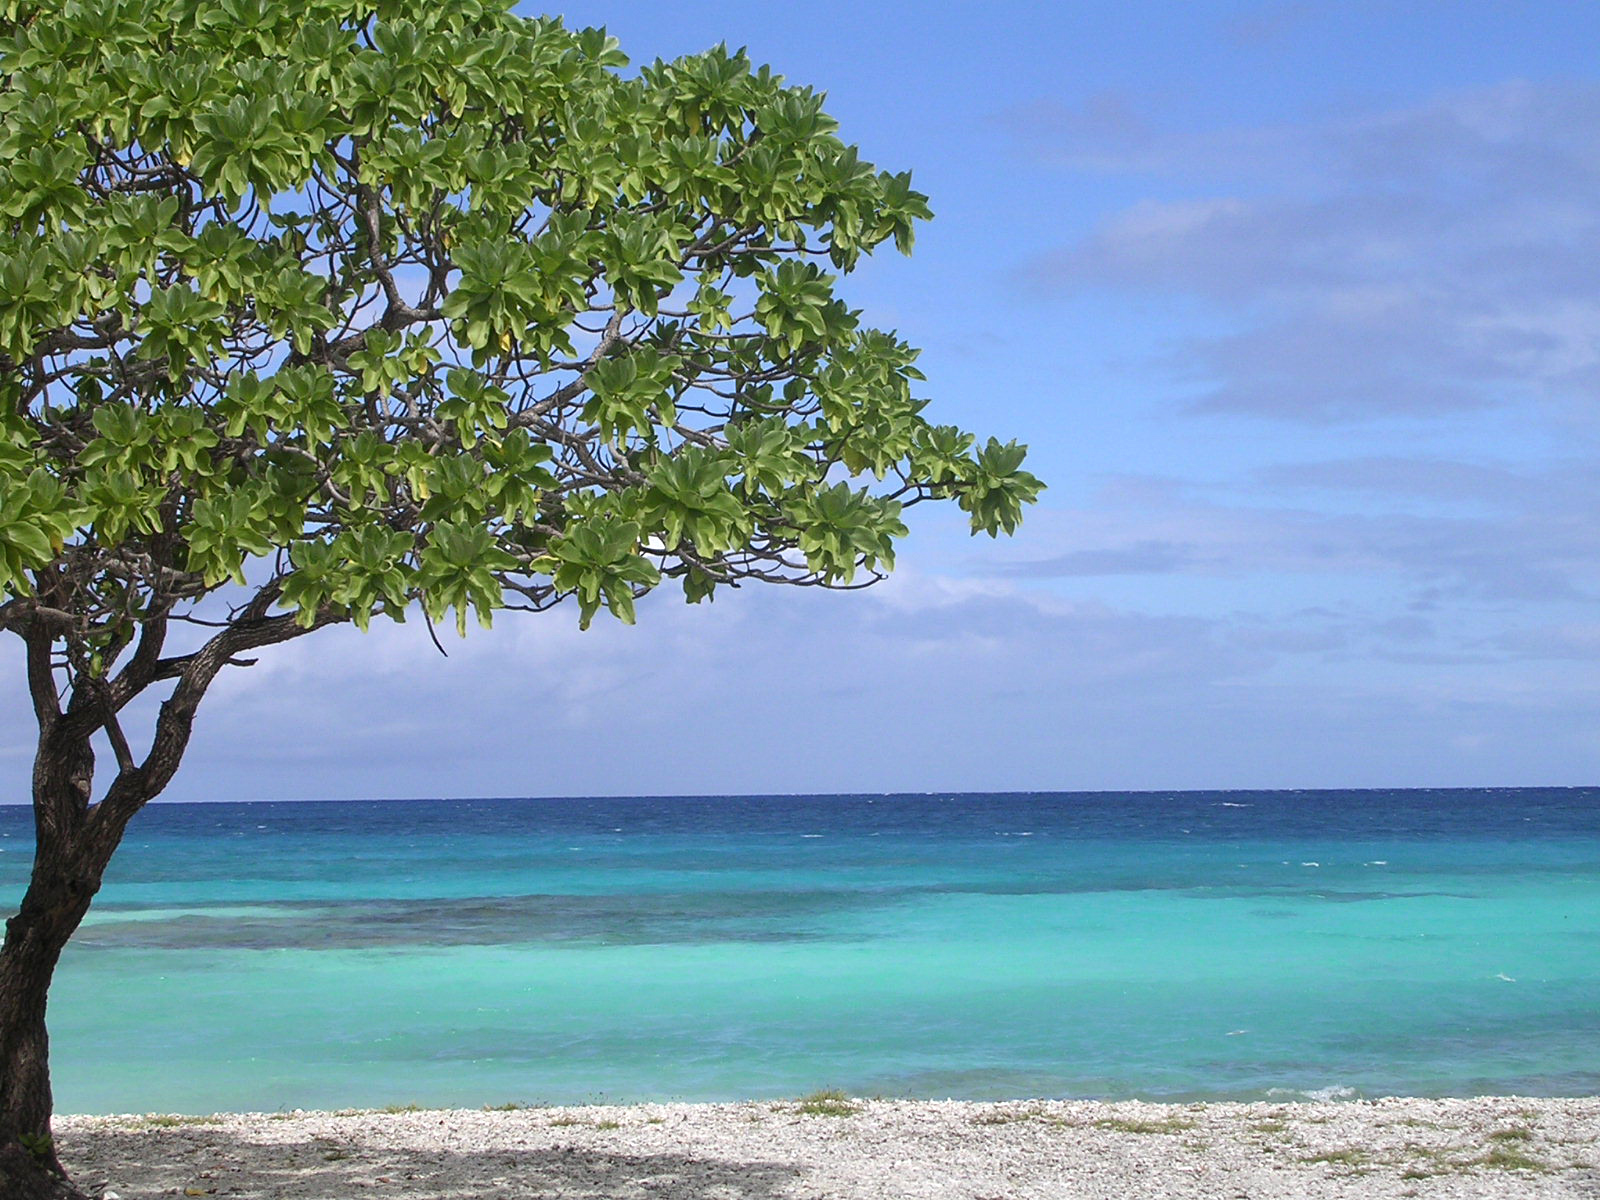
1 789 1596 1113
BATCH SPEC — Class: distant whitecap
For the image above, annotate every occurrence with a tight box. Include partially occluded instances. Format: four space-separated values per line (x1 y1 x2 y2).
1304 1085 1359 1102
1268 1085 1358 1102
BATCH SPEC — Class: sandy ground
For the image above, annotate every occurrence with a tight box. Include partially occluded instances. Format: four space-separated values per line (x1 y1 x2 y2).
55 1096 1600 1200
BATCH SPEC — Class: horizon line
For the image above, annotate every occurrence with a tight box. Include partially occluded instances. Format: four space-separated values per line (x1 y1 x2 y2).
2 783 1597 808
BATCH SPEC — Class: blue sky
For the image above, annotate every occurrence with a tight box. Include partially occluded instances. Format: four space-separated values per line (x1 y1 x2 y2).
4 0 1599 799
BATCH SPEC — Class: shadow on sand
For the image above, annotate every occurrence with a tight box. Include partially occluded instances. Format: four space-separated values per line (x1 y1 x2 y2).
61 1123 805 1200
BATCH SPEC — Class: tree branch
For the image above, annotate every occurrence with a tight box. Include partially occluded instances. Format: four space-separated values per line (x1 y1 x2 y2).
87 609 341 840
21 625 61 734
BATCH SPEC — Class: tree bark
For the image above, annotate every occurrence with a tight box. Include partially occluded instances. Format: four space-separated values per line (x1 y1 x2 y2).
0 750 123 1200
0 871 102 1200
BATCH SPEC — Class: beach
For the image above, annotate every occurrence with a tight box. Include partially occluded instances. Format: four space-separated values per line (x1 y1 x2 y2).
57 1096 1600 1199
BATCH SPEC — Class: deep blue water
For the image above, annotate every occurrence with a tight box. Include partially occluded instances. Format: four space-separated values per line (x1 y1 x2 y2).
1 788 1596 1113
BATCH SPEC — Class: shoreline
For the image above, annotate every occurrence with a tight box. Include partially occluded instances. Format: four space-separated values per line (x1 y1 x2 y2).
57 1094 1600 1199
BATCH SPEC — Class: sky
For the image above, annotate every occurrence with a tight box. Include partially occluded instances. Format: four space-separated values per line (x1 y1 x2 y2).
4 0 1600 800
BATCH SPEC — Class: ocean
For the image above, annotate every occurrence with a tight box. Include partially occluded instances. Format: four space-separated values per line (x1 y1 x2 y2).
0 789 1596 1115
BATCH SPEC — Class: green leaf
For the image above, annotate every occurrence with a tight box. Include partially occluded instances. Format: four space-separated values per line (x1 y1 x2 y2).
0 2 1039 654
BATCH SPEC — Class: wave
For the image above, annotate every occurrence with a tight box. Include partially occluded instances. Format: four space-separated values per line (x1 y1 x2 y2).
1265 1085 1361 1102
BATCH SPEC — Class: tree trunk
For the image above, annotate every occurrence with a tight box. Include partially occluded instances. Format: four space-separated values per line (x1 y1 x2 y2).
0 797 115 1200
0 887 99 1199
0 608 251 1197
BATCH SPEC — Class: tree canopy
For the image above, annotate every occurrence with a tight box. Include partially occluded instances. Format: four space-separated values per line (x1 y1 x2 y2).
1 0 1040 668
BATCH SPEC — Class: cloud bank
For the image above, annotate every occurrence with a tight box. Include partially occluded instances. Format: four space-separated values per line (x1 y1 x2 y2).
1018 80 1600 425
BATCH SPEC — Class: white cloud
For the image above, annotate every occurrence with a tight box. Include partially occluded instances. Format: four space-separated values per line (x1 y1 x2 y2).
1021 80 1600 424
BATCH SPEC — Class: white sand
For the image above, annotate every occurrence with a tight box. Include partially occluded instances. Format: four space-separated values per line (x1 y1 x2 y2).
57 1096 1600 1199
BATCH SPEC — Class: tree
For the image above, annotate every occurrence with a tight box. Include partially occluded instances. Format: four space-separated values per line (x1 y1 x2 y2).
0 2 1042 1195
